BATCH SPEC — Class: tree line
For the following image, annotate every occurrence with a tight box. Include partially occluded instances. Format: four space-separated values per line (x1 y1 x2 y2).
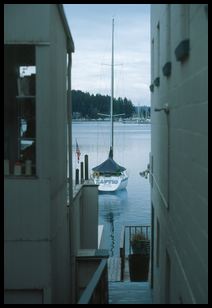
72 90 135 119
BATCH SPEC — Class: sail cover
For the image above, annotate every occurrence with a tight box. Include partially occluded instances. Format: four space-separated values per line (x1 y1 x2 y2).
92 157 126 173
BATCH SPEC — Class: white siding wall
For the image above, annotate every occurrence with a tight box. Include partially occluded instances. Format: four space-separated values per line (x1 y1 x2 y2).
69 183 99 304
72 184 99 252
80 185 99 249
151 4 208 304
48 5 71 304
4 4 50 44
4 4 72 304
4 179 51 295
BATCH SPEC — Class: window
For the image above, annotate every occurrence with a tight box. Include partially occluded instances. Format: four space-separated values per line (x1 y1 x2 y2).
4 45 36 176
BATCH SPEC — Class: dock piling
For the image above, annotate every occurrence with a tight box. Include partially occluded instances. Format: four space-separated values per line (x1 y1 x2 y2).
76 168 79 185
80 162 84 183
85 154 89 180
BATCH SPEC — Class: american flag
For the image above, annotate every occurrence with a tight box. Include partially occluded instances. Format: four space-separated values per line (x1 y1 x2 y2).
76 139 81 163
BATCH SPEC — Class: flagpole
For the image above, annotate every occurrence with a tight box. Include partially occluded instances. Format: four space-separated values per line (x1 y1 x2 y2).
76 138 81 164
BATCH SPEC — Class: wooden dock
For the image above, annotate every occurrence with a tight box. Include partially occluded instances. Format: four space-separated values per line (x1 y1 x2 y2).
107 225 153 304
108 257 153 304
108 257 121 282
109 281 153 304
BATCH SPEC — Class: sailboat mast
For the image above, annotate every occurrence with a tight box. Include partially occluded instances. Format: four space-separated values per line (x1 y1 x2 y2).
110 18 114 158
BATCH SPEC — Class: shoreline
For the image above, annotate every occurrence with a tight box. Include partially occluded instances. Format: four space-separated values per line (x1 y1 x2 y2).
72 119 151 124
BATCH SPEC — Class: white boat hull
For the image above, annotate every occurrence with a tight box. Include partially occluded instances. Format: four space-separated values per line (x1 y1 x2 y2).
93 174 128 192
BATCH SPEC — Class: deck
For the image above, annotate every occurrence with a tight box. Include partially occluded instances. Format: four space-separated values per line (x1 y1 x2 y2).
107 225 153 304
109 281 153 304
108 256 153 304
108 257 121 282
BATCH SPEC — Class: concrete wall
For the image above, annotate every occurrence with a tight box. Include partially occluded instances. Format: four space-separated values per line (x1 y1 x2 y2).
151 4 208 304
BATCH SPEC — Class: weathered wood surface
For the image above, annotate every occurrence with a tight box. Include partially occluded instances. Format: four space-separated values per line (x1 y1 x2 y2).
108 257 121 282
109 281 153 304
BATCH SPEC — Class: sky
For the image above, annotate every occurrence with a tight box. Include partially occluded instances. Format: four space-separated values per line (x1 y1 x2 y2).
63 4 150 106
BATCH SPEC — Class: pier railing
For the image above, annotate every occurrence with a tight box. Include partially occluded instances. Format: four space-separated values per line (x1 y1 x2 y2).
120 226 125 281
77 259 108 304
120 225 151 281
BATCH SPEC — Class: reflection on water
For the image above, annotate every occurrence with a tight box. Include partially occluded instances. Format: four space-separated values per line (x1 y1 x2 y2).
98 189 128 256
72 122 151 257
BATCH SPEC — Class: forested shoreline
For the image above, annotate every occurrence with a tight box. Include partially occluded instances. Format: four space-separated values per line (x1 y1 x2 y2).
72 90 135 119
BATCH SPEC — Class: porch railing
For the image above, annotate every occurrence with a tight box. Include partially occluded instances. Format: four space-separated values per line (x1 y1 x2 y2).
120 225 151 281
77 259 108 304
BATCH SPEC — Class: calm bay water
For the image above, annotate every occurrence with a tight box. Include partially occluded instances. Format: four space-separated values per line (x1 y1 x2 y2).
72 121 151 256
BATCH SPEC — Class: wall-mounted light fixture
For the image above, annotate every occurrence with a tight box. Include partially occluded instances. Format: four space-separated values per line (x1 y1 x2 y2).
154 77 160 87
149 84 154 92
162 62 172 77
175 39 190 62
154 103 169 114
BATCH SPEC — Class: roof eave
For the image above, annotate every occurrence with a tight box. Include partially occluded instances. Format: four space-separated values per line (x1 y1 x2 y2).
57 4 75 53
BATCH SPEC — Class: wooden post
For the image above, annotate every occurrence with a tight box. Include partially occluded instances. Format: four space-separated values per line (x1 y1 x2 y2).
80 162 84 184
76 168 79 185
85 154 89 180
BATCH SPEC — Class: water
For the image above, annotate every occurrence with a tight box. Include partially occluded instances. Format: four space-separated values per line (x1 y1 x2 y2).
72 121 151 256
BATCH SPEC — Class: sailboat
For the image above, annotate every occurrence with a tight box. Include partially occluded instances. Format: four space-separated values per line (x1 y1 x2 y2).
92 19 128 192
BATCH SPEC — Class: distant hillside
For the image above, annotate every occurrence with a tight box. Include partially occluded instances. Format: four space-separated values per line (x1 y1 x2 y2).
71 90 135 119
